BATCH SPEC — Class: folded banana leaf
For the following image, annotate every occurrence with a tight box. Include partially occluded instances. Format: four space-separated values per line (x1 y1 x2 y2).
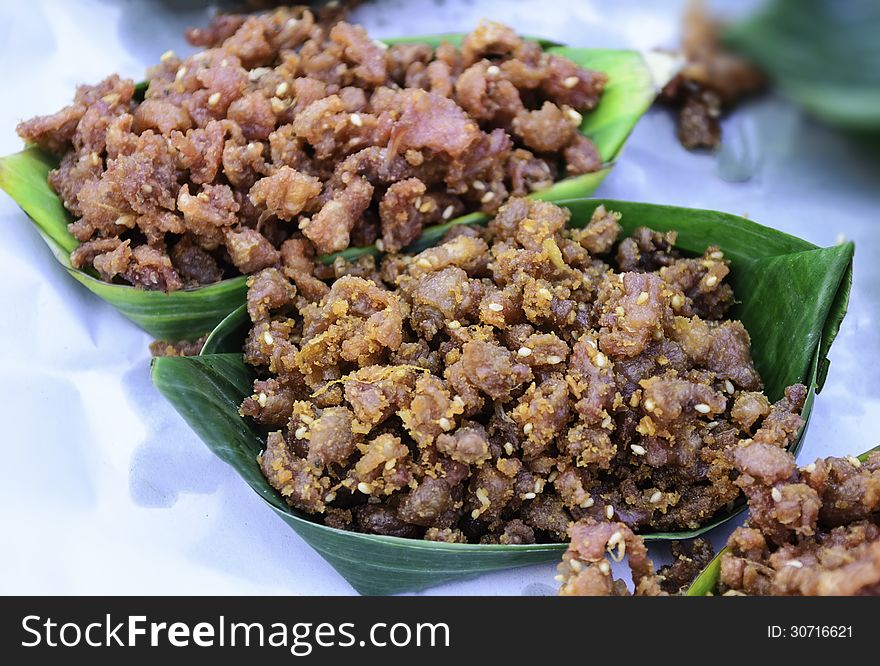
725 0 880 131
0 41 675 340
152 198 853 595
687 444 878 597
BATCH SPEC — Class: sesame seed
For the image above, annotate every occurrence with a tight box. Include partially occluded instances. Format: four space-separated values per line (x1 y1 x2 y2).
649 491 663 504
257 392 268 407
523 492 536 500
594 352 608 368
563 76 579 88
301 415 314 425
419 200 433 213
504 442 514 455
706 421 719 428
442 205 455 219
546 355 563 365
565 107 583 125
671 294 684 309
324 492 336 502
847 456 862 468
643 398 656 412
294 426 308 440
486 65 500 76
470 509 481 519
710 250 724 260
569 559 583 572
473 180 486 191
263 331 274 345
357 482 373 495
375 239 385 252
631 444 646 456
488 302 504 312
480 191 495 204
275 82 289 97
220 58 229 67
517 347 532 357
607 530 623 550
725 379 735 394
534 479 545 493
804 462 817 473
248 67 271 81
580 497 594 508
554 574 566 583
175 67 187 81
636 291 649 305
538 287 553 300
208 91 221 106
416 257 433 269
705 275 719 287
476 488 490 505
298 218 310 230
452 396 465 407
142 184 153 194
270 97 286 114
598 561 611 574
350 112 363 127
438 417 453 431
605 505 614 520
786 560 803 569
447 319 461 329
384 459 396 471
771 487 783 502
523 423 534 435
548 470 559 483
160 49 175 62
694 403 711 414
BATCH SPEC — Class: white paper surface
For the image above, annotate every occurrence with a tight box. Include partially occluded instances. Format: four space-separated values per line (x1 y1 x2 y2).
1 0 877 596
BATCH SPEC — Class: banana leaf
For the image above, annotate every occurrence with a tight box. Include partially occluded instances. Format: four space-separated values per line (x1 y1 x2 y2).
152 198 853 595
0 41 675 340
686 444 879 597
725 0 880 131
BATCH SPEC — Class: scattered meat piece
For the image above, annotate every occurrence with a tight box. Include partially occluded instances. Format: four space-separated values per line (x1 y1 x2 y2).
225 227 280 274
249 166 322 220
558 519 664 596
149 335 207 358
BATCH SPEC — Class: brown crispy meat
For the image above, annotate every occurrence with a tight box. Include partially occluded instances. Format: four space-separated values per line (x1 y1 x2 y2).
21 10 606 291
719 449 880 596
239 198 806 543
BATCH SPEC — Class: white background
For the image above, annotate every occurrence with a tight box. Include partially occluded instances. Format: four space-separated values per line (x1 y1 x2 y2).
1 0 878 595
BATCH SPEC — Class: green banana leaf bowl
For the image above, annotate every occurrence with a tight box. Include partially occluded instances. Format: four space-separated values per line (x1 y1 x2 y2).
0 34 676 341
152 198 854 595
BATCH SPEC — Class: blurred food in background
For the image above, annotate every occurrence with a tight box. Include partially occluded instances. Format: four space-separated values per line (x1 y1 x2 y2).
662 0 880 151
658 1 765 151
